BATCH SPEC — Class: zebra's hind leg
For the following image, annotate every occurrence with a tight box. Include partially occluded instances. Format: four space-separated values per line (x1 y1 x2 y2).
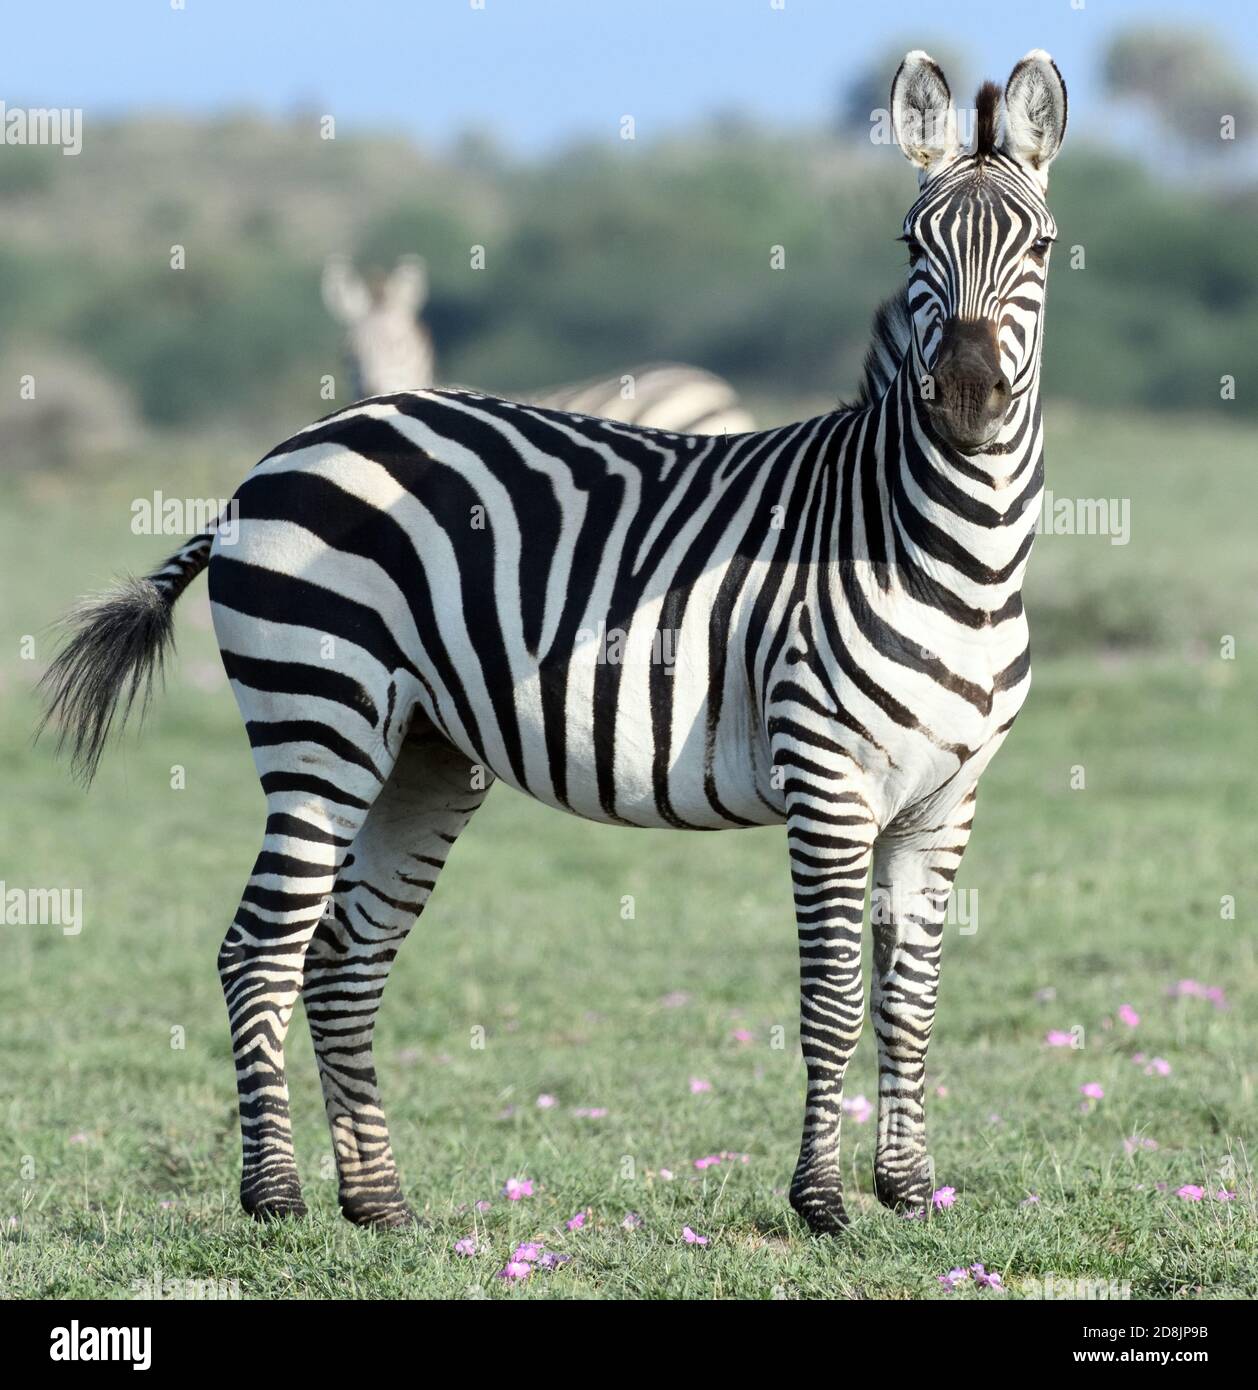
302 720 490 1229
783 778 877 1236
214 645 399 1221
869 791 976 1212
219 780 382 1222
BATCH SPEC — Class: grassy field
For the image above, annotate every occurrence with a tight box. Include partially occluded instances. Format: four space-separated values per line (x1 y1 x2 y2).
1 406 1255 1299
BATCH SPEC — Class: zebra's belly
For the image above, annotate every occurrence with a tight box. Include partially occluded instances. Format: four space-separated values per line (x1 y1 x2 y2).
411 646 784 831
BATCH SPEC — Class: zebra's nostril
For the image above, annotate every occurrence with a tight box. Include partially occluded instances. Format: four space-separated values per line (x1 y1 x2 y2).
987 378 1011 413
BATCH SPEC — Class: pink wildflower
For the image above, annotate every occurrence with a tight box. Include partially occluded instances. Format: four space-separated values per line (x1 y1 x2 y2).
1045 1030 1074 1047
1168 980 1227 1009
682 1226 709 1246
1214 1190 1237 1202
842 1094 873 1124
622 1211 643 1230
1176 1185 1204 1202
502 1177 534 1201
565 1211 586 1231
454 1237 477 1257
731 1028 753 1043
512 1242 540 1261
689 1077 712 1094
1080 1082 1104 1101
1117 1004 1140 1028
497 1261 532 1281
932 1186 957 1210
536 1094 557 1110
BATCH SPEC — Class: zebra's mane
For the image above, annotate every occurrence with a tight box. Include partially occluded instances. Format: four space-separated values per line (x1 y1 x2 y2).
852 286 912 409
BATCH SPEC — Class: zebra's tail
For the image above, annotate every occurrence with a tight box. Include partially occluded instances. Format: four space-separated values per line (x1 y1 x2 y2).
37 528 217 786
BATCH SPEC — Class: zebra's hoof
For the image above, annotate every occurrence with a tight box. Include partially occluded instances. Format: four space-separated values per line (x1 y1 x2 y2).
339 1195 417 1230
873 1163 932 1212
789 1181 849 1236
243 1194 309 1222
793 1201 850 1237
240 1172 308 1222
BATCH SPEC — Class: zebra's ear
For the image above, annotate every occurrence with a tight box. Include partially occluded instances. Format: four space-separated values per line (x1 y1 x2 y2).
385 256 428 313
890 50 959 179
322 254 371 324
1001 50 1067 184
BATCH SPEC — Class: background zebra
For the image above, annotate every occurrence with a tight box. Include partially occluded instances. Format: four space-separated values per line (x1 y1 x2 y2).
322 253 437 401
323 251 755 435
41 48 1066 1236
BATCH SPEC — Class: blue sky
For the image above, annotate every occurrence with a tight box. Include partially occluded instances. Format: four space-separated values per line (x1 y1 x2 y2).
5 0 1255 154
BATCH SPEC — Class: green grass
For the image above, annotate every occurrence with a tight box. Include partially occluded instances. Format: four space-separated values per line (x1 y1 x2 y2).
1 407 1255 1298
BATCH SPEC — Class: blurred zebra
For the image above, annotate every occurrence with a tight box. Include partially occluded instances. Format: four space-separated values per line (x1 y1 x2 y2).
323 252 754 434
42 50 1066 1235
322 254 436 399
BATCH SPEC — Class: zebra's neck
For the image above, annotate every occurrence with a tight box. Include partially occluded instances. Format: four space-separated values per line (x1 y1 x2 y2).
849 342 1044 618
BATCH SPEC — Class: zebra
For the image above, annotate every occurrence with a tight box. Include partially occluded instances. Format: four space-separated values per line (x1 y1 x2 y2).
529 361 754 435
323 252 755 434
322 253 437 399
41 49 1066 1236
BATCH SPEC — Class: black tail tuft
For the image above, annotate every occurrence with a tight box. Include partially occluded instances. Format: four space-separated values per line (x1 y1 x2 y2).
37 576 177 785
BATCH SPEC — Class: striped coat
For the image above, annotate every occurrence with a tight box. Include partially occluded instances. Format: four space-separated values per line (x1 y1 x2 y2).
42 49 1066 1235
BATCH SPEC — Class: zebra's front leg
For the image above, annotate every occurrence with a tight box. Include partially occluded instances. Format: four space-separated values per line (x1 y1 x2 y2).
786 789 876 1236
302 727 489 1228
869 790 976 1211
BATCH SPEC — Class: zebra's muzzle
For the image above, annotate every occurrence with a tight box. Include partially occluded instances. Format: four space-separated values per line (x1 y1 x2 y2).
921 318 1011 454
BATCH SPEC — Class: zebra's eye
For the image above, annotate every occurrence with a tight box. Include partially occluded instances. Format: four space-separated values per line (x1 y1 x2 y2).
901 235 925 263
1029 235 1054 261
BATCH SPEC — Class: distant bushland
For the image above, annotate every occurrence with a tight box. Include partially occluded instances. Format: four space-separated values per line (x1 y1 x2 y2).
0 115 1251 437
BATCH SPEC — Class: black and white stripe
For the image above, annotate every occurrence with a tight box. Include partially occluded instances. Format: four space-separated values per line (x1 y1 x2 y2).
42 49 1066 1234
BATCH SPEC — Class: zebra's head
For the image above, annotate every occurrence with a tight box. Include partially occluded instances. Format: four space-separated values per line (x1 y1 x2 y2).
890 50 1067 455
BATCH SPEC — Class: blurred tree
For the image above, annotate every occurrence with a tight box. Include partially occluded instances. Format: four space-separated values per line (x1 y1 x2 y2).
1104 26 1257 155
3 108 1253 434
